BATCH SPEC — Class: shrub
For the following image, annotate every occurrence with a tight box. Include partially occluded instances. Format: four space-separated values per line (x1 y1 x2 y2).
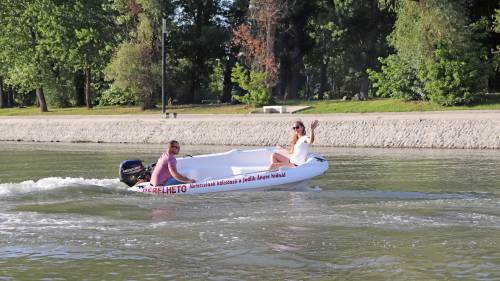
14 91 36 107
44 77 73 108
98 84 136 106
368 54 425 101
208 59 224 99
231 63 270 106
419 46 487 105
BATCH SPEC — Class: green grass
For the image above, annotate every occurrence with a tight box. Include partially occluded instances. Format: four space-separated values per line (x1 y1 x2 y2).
289 94 500 113
0 104 254 116
0 106 149 116
300 98 500 113
1 94 499 116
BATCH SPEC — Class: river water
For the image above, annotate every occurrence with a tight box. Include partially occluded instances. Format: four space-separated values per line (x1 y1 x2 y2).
0 142 499 280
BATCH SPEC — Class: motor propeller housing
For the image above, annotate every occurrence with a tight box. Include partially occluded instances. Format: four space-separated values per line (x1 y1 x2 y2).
119 160 153 187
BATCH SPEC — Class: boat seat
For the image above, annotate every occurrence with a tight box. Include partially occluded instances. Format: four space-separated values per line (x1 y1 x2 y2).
231 166 267 175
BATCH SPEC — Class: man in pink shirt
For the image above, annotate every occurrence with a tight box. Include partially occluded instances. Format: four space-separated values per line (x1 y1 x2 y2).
150 140 195 186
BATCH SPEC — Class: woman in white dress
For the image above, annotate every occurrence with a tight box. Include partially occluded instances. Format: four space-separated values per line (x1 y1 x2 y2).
269 119 319 170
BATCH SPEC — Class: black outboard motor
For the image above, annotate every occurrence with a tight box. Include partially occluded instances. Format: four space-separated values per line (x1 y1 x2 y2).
119 160 154 187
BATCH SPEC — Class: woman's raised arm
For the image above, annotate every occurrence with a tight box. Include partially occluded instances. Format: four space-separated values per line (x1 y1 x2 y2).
309 120 319 144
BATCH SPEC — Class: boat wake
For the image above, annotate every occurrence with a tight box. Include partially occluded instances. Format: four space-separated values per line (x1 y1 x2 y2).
318 189 492 201
0 177 126 197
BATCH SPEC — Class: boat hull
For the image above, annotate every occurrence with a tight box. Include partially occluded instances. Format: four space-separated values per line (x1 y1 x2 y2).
127 148 329 195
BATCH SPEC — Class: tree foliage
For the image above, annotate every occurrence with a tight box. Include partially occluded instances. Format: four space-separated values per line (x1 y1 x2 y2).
0 0 52 111
171 0 230 103
420 45 487 105
0 0 117 111
368 54 423 101
493 8 500 71
304 0 394 100
0 0 498 110
106 13 159 109
231 63 269 106
370 0 489 106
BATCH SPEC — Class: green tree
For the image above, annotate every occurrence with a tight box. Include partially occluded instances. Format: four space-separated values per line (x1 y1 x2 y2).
172 0 230 103
368 54 423 100
468 0 498 91
0 77 5 108
233 0 283 103
105 0 174 109
493 8 500 72
276 0 316 100
106 14 159 109
0 0 51 112
220 0 248 103
0 1 7 108
370 0 488 105
0 0 117 110
420 45 486 105
304 3 343 100
63 0 117 108
304 0 394 100
231 63 269 106
208 59 224 99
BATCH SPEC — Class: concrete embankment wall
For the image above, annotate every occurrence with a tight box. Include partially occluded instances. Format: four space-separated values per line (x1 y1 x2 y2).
0 111 499 149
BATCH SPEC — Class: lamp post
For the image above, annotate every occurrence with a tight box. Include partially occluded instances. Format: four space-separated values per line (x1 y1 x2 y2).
161 18 167 114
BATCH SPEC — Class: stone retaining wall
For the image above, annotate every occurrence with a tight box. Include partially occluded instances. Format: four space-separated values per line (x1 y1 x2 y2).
0 111 499 149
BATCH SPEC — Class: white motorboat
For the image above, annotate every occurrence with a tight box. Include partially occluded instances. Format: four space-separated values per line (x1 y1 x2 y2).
119 148 329 195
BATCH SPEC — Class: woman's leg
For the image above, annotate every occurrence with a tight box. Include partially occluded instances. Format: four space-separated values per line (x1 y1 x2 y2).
271 152 289 164
269 152 294 170
269 162 296 171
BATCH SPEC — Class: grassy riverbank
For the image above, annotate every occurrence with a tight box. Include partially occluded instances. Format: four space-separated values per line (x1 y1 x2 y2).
1 95 499 116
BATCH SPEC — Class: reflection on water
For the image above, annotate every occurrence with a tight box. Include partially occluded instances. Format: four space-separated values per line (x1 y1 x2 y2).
0 142 499 280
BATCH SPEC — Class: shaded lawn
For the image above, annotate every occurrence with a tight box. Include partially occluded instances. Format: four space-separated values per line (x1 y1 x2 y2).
1 94 499 116
0 104 253 116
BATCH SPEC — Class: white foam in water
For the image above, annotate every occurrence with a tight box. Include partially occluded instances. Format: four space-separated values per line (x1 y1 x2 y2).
0 177 125 197
312 186 323 192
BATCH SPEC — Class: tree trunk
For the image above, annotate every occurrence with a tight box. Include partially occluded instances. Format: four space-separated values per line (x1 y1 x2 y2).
36 87 48 112
74 71 85 106
7 85 14 107
186 1 210 104
331 79 338 99
264 14 277 88
289 64 301 100
318 59 328 100
29 26 47 111
142 88 154 110
277 57 288 99
190 74 201 104
85 67 93 108
285 47 303 100
186 68 196 104
188 59 203 103
35 90 39 107
0 76 5 108
359 74 369 100
221 55 236 103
